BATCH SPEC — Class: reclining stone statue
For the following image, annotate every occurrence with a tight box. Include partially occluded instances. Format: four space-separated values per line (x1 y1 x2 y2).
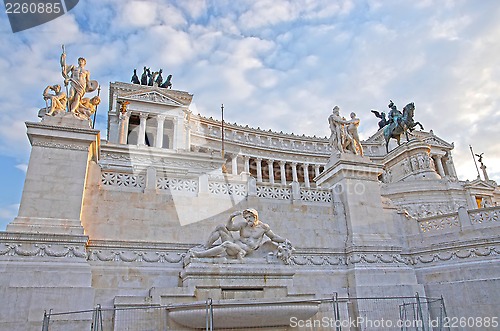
189 208 294 264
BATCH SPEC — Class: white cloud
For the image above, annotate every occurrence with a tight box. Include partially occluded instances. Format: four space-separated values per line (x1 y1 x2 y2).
15 164 28 173
0 204 19 231
120 1 160 28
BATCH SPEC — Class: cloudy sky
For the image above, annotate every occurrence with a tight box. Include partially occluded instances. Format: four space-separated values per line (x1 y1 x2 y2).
0 0 499 230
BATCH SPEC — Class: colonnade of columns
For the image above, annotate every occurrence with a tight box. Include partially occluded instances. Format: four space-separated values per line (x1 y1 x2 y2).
432 154 457 178
228 154 325 188
118 112 172 148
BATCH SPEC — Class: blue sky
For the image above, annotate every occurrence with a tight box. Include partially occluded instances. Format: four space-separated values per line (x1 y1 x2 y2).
1 0 499 230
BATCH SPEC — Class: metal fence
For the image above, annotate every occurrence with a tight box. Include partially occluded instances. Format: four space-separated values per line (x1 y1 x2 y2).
42 293 449 331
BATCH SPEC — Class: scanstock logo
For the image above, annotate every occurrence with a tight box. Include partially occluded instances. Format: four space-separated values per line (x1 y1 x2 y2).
4 0 79 33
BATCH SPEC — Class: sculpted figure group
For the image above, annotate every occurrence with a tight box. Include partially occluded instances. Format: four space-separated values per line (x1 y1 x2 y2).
189 208 294 264
132 67 172 89
328 106 364 156
41 45 100 121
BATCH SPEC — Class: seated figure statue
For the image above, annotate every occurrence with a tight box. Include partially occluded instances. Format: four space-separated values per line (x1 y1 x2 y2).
190 208 293 263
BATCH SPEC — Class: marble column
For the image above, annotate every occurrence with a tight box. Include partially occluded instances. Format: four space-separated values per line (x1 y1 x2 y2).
256 158 263 183
244 156 250 173
291 162 298 182
118 111 130 145
303 164 310 188
445 155 458 178
435 155 446 177
315 164 321 178
267 160 275 184
138 112 148 146
232 155 238 175
279 161 287 185
155 114 166 148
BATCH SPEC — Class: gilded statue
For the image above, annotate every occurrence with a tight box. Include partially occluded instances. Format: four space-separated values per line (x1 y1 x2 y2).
43 84 67 116
60 45 99 114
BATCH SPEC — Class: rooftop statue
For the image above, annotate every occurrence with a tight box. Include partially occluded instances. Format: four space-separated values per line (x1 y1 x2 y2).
370 110 388 129
155 69 163 87
328 106 358 155
131 69 140 84
383 100 424 153
60 45 99 114
42 84 67 116
148 71 158 86
140 67 150 85
160 74 172 89
189 209 294 264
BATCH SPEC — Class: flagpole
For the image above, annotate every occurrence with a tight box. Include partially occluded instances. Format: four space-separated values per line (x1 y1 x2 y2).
221 104 227 173
469 145 481 179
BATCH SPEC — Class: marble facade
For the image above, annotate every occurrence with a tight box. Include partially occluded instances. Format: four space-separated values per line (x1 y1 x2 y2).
0 82 499 330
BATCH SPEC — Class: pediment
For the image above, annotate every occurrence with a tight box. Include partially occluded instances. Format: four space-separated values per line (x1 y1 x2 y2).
422 135 453 149
464 178 496 190
122 90 183 107
364 128 385 143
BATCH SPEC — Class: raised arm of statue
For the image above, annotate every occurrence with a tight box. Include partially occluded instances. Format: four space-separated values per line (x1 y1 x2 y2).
225 210 243 231
188 208 294 264
60 46 70 81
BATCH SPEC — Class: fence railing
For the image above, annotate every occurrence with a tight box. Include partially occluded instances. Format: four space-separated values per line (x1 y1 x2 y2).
42 293 449 331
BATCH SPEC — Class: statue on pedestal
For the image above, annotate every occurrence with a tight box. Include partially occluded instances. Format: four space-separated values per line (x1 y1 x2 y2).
382 100 424 153
189 208 294 264
328 106 359 155
60 46 99 114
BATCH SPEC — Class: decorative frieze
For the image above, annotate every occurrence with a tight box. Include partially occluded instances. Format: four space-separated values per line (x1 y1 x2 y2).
87 249 184 264
32 140 89 151
2 241 496 266
0 243 87 259
410 246 499 265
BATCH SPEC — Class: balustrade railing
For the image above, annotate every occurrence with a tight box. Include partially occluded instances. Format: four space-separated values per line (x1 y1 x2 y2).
417 206 500 234
100 169 333 204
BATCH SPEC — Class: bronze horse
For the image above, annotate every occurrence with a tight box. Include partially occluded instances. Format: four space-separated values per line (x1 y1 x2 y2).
383 102 424 152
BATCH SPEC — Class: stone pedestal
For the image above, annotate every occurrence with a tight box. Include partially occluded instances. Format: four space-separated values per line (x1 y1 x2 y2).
1 114 98 330
383 138 440 183
316 153 393 246
155 257 319 330
316 153 426 308
7 114 100 235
